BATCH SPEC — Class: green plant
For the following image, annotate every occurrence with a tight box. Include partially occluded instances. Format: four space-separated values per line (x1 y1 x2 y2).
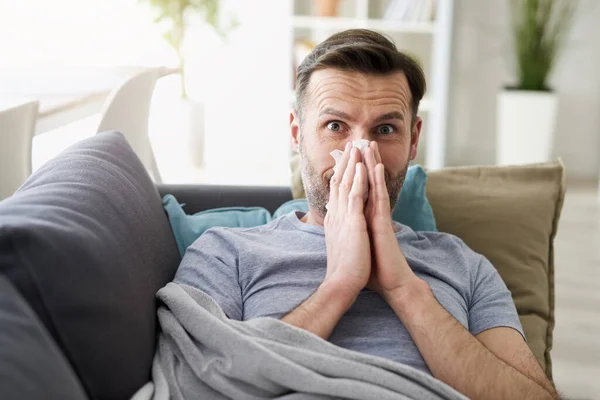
509 0 576 91
141 0 235 98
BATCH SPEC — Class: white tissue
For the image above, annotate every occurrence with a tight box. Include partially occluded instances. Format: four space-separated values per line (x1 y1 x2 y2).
330 139 370 173
326 140 371 210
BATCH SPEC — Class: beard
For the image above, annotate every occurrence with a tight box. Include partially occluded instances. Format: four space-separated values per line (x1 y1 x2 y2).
298 142 409 218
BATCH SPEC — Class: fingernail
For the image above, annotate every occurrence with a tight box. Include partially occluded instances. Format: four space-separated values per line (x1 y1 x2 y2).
345 142 352 151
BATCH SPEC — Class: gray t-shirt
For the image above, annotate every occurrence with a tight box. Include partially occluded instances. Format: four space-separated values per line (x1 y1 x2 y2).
174 211 524 375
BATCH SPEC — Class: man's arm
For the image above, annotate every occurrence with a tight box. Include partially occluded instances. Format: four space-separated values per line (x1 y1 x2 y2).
281 279 356 340
386 282 558 400
362 143 556 399
476 327 556 397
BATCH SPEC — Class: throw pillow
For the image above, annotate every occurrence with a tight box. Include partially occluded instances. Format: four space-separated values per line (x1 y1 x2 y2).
425 160 566 380
0 131 181 400
163 194 271 257
272 199 309 219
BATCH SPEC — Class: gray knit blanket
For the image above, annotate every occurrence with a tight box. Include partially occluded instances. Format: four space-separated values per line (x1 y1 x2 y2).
131 282 466 400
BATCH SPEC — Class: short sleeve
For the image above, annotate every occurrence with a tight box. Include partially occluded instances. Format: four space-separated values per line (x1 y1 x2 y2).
173 228 243 320
468 256 526 340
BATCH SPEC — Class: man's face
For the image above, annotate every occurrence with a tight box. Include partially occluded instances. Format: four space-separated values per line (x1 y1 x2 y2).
290 69 422 217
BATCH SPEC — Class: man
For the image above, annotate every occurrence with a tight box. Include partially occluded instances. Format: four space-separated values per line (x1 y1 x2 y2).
175 29 557 399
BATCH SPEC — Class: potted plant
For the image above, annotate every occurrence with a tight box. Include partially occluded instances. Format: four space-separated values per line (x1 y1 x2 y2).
497 0 576 165
141 0 235 167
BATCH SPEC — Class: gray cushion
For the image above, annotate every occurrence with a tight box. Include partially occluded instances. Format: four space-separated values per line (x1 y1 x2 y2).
0 131 181 400
156 184 293 215
0 275 87 400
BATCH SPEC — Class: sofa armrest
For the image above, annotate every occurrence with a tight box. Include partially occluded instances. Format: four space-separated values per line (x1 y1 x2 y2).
156 184 294 215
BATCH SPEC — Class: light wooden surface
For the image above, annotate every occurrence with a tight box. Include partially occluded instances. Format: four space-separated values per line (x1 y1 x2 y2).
552 184 600 400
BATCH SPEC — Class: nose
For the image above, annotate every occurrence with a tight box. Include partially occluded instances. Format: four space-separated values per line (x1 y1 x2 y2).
343 128 372 150
351 127 371 143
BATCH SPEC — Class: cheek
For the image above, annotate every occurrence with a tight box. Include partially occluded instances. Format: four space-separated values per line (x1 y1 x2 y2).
303 144 336 176
301 127 349 175
379 146 409 173
316 152 337 176
307 141 340 170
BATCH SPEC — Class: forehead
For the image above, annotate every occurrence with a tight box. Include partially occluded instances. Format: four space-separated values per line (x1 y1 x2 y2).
305 69 411 111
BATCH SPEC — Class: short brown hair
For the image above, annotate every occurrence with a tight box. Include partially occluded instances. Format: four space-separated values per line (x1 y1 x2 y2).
295 29 426 124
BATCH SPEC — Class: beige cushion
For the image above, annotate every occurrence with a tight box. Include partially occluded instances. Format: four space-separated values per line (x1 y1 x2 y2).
290 155 565 380
290 153 305 199
426 160 566 380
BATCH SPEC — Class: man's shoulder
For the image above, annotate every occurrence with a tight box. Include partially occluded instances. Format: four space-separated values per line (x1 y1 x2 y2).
401 226 484 271
402 226 472 252
191 213 294 245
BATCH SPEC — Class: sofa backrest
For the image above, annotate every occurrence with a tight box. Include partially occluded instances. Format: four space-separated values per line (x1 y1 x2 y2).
156 184 293 215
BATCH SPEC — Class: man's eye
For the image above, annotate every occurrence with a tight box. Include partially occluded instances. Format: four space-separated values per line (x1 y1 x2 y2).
327 122 342 132
377 124 395 135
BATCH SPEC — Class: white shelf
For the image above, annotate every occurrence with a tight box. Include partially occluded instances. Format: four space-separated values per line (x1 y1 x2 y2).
292 16 435 34
366 19 435 33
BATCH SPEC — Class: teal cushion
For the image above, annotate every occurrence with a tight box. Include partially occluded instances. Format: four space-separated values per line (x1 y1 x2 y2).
392 165 436 231
162 195 271 257
272 199 309 219
273 165 437 232
163 165 436 257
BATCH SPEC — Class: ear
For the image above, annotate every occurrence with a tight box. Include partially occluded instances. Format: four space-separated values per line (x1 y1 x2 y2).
409 116 422 161
290 109 301 153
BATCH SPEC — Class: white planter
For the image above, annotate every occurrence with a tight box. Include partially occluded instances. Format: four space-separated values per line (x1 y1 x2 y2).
496 90 558 165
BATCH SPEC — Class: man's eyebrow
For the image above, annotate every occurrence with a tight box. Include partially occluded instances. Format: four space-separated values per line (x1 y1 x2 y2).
374 112 404 123
318 107 352 121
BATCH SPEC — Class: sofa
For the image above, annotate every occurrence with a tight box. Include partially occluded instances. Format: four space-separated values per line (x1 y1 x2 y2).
0 132 565 400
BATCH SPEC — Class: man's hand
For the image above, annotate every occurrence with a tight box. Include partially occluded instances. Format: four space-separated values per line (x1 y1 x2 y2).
282 142 371 339
362 142 424 301
323 142 371 294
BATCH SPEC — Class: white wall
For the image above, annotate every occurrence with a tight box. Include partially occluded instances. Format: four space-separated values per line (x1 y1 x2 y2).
447 0 600 180
184 0 293 176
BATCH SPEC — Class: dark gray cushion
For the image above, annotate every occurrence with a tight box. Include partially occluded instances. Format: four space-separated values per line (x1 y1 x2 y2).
0 275 87 400
157 184 293 215
0 131 181 400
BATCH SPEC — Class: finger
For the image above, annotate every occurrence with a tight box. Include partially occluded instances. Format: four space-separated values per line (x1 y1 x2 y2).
372 141 382 164
328 142 352 209
338 147 360 214
363 145 377 191
374 163 390 208
348 162 367 214
334 142 352 178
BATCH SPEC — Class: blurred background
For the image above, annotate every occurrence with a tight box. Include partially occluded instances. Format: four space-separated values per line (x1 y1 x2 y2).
0 0 599 398
2 0 600 186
